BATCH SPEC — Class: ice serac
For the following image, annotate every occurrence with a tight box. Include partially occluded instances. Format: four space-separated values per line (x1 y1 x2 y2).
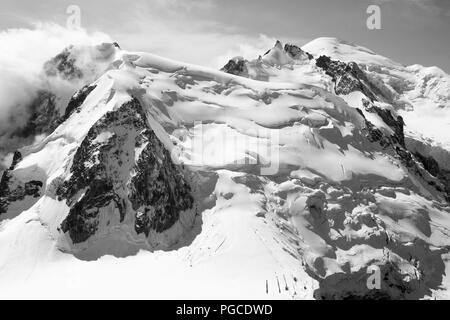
56 98 194 246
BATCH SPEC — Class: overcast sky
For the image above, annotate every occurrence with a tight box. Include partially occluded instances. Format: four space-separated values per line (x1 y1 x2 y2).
1 0 449 71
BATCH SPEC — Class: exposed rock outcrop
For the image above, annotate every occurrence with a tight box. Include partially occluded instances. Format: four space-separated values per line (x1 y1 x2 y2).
0 151 43 215
44 45 84 80
362 99 405 147
221 57 248 76
56 98 194 244
284 43 313 60
316 55 387 101
414 152 450 201
62 84 97 121
13 90 60 138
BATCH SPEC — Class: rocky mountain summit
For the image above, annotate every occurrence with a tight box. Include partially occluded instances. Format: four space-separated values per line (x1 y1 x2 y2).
56 98 194 245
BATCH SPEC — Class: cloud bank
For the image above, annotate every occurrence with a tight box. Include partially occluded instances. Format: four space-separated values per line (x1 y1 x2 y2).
0 23 111 169
106 0 298 68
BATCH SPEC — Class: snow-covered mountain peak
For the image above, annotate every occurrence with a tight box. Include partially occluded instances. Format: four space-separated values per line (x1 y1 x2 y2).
1 37 450 299
302 37 401 68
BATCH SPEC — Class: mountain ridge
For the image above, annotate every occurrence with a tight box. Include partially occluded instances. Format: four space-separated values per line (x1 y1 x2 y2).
1 37 450 299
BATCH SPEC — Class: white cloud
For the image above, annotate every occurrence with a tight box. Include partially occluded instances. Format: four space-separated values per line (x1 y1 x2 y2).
0 23 111 165
0 23 110 133
212 34 279 68
106 0 291 68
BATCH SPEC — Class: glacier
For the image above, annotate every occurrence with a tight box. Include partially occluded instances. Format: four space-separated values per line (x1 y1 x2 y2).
1 38 450 299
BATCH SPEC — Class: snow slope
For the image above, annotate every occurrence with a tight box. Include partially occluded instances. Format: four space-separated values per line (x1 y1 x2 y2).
303 37 450 154
1 38 450 299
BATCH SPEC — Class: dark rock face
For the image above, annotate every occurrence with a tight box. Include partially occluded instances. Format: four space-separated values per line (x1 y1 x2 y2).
362 99 405 147
17 84 98 141
316 56 414 176
135 211 151 236
14 91 60 138
356 108 391 148
221 42 313 78
414 152 450 201
439 171 450 202
414 152 440 177
0 151 43 215
313 263 421 300
57 98 194 244
284 44 313 60
315 56 405 146
316 55 378 99
0 196 7 214
231 174 264 194
317 55 448 199
0 171 11 214
221 58 248 76
44 46 83 80
357 106 423 172
62 84 97 121
284 44 303 59
9 151 22 170
357 102 448 200
129 136 194 235
315 55 391 104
